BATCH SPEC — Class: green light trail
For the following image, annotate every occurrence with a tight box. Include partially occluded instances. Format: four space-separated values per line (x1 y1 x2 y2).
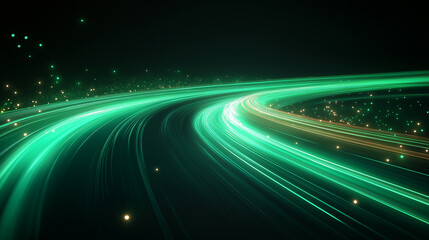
0 72 428 239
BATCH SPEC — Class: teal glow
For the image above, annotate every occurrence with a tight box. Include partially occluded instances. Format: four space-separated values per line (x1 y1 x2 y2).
0 71 429 239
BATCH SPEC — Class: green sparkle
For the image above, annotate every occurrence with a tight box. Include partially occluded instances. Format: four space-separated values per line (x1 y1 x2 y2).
113 70 116 73
39 43 43 47
400 155 404 159
17 44 21 48
11 33 15 38
24 36 28 40
56 77 60 80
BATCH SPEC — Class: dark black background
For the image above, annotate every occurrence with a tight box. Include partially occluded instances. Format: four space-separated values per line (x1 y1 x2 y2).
1 0 429 92
1 2 429 238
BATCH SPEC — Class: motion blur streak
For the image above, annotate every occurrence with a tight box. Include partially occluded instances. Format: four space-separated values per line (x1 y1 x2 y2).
1 72 429 239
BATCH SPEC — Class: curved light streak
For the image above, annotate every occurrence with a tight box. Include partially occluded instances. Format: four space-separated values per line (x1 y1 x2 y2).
0 72 428 239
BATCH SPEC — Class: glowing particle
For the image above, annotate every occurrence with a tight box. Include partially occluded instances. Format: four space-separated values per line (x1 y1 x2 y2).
80 18 85 23
399 145 402 148
39 43 43 47
124 214 130 221
267 135 270 138
17 44 21 48
24 36 28 40
353 199 358 204
11 33 15 37
386 158 390 162
50 65 54 69
5 84 9 88
14 123 18 126
400 155 404 159
28 55 31 58
23 133 27 137
155 168 159 172
7 119 10 122
113 70 116 73
336 145 340 149
38 110 42 113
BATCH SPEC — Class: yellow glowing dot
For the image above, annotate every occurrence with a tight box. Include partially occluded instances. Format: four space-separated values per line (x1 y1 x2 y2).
417 122 421 126
386 158 390 162
7 119 10 122
336 145 340 149
267 135 270 138
399 145 402 148
353 199 358 204
5 84 9 88
38 81 42 85
38 110 42 113
155 168 159 172
14 123 18 126
426 149 428 153
295 142 298 145
23 133 27 137
14 91 17 95
124 214 130 221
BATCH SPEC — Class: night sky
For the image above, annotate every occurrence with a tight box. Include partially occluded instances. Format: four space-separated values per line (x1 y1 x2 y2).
2 0 429 91
1 1 429 239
